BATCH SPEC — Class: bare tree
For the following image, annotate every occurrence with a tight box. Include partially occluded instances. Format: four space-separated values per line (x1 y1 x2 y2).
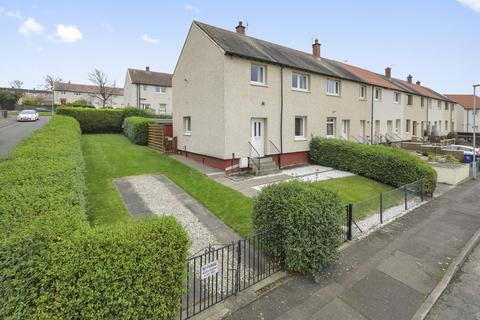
88 69 117 108
9 80 23 89
41 74 63 91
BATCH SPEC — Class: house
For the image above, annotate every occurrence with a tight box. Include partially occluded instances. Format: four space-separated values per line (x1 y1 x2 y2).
445 94 480 133
173 21 460 171
123 67 172 115
53 82 124 108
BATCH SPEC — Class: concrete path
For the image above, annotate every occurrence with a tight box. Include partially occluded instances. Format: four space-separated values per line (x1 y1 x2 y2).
0 116 50 158
426 241 480 320
227 179 480 320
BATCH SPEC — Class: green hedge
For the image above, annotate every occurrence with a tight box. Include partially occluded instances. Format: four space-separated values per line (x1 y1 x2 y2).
122 106 157 119
123 116 155 145
309 137 437 193
253 181 343 280
56 106 124 133
0 116 189 319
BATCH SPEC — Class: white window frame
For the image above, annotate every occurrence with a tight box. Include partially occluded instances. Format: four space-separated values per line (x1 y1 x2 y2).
183 116 191 135
359 85 367 100
294 116 306 140
421 97 425 107
159 103 167 114
292 72 309 92
143 85 148 91
250 64 266 85
326 79 341 96
155 86 167 94
326 117 336 137
374 88 382 101
394 92 401 104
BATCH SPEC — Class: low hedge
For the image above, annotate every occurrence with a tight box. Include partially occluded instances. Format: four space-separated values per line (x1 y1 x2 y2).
57 106 124 133
123 116 155 145
0 116 189 319
309 137 437 193
122 106 156 119
253 181 343 280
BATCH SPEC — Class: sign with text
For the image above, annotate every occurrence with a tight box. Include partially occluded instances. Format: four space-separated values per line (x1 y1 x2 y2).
200 260 219 280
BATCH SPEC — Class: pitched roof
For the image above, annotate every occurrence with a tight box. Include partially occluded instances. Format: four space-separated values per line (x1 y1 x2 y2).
194 21 450 102
445 94 480 109
54 82 123 95
127 69 172 87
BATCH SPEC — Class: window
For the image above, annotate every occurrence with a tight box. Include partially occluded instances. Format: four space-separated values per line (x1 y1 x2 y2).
413 121 417 136
428 98 432 109
326 79 341 95
61 91 66 95
183 116 191 134
295 117 306 139
250 64 266 84
141 103 150 110
445 120 448 131
326 117 336 137
74 92 81 96
438 101 442 110
143 85 147 91
395 119 401 134
394 92 401 103
359 85 367 99
406 120 411 132
155 86 166 93
445 103 449 111
421 97 425 107
451 121 455 131
292 73 309 91
159 103 167 114
374 88 382 101
407 95 413 105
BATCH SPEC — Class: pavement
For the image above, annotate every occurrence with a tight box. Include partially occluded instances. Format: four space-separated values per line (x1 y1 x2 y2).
0 116 51 158
226 178 480 320
426 241 480 320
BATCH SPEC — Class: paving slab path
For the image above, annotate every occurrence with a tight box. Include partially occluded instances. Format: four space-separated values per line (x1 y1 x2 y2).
227 179 480 320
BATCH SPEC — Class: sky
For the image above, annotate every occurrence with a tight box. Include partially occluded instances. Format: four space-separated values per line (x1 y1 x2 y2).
0 0 479 94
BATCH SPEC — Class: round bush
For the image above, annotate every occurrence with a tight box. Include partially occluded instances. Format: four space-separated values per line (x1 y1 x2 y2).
253 181 343 280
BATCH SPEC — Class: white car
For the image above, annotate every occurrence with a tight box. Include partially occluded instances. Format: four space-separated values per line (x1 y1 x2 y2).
441 144 480 156
17 110 39 122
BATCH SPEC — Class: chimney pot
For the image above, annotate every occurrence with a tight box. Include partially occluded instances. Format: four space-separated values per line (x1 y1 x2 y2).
416 80 421 86
146 66 150 71
385 67 391 79
407 74 413 83
312 39 321 58
235 21 245 35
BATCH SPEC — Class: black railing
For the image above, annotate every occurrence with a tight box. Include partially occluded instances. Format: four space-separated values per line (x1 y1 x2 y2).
268 140 282 169
179 232 282 320
248 141 261 174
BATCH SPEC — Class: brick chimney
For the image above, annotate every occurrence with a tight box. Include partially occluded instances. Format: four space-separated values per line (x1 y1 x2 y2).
145 66 150 71
407 74 413 83
385 67 391 79
416 80 421 86
235 21 245 35
312 39 321 58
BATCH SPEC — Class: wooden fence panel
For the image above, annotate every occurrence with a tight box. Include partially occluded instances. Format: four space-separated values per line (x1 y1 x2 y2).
148 123 165 152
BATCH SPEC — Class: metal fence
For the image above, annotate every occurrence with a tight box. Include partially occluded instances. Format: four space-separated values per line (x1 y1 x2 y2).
343 180 425 241
179 232 282 319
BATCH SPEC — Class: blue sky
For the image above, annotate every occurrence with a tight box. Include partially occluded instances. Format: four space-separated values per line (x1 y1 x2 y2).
1 0 479 93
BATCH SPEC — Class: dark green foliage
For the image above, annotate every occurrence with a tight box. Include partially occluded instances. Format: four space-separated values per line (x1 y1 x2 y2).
56 106 124 133
0 116 189 319
309 137 437 193
0 90 22 110
253 181 343 280
446 132 457 139
123 116 155 145
122 106 156 118
65 99 93 108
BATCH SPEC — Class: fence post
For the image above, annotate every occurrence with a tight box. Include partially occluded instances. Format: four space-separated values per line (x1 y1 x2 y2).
347 204 353 241
404 186 408 210
236 240 241 294
380 193 383 224
420 180 424 202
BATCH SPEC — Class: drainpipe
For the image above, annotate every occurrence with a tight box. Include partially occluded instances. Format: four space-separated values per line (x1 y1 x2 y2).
280 66 284 160
426 97 429 136
370 86 374 144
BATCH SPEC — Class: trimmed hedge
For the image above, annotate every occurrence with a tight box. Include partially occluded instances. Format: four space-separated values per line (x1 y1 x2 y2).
57 106 124 133
123 116 155 145
253 181 343 280
122 106 156 119
309 137 437 193
0 116 189 319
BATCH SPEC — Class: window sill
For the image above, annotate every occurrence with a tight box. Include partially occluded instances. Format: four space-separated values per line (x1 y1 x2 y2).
326 93 341 97
292 88 310 93
250 82 267 87
294 137 307 141
183 132 191 136
326 135 335 139
359 97 367 101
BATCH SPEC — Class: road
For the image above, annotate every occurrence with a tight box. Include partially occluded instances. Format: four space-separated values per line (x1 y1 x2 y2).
0 116 51 158
427 241 480 320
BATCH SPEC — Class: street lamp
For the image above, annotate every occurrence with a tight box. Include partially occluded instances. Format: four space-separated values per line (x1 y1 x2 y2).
473 84 479 179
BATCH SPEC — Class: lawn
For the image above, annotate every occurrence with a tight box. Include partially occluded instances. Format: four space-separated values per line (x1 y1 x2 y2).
81 134 254 236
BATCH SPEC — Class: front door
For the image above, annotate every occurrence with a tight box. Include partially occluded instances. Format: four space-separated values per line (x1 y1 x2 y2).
250 118 265 157
341 120 350 140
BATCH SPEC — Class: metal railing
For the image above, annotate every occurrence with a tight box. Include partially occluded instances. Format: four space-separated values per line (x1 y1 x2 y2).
248 141 261 174
269 140 281 169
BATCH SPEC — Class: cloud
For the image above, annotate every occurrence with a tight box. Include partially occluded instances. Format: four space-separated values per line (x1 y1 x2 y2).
56 24 83 43
184 3 200 13
19 18 44 36
0 7 4 13
457 0 480 12
141 33 159 44
6 9 24 20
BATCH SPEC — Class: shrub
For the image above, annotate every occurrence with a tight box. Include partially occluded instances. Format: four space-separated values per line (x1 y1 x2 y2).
56 106 124 133
122 106 156 118
253 181 343 280
309 137 437 193
123 116 155 145
66 99 94 108
0 116 189 319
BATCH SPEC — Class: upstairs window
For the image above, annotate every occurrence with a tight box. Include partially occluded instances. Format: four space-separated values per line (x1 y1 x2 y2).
327 79 341 96
359 85 367 99
374 88 382 101
438 101 442 110
250 64 265 84
445 103 449 111
143 85 148 91
292 73 309 91
407 95 413 105
421 97 425 107
155 86 166 93
74 92 81 96
394 92 401 103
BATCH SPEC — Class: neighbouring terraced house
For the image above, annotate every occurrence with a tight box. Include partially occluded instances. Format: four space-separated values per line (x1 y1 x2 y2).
173 21 463 171
123 67 173 115
444 94 479 133
53 82 124 108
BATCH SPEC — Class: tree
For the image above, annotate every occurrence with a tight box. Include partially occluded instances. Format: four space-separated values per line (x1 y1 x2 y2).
88 69 117 108
40 74 63 91
0 91 22 110
8 80 23 89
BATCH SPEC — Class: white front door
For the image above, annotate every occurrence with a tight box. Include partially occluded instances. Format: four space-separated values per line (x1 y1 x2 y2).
341 120 350 140
250 118 265 157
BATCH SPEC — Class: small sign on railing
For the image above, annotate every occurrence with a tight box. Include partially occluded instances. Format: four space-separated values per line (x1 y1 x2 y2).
200 261 219 280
